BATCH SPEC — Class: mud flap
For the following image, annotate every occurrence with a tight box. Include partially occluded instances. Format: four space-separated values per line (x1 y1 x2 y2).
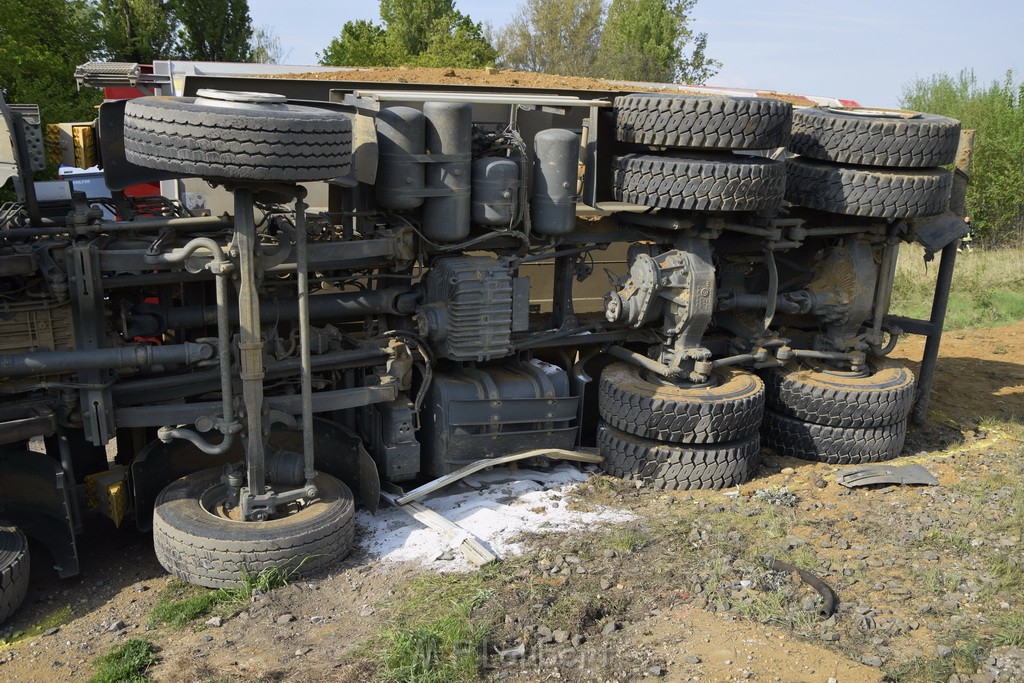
131 417 379 530
913 212 969 254
0 451 79 578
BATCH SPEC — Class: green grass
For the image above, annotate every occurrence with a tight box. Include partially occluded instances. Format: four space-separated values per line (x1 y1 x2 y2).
887 639 985 682
990 610 1024 647
371 575 492 683
87 638 158 683
149 566 293 629
890 245 1024 329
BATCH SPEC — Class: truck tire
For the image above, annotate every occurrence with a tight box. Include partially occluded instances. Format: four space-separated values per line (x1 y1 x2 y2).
785 157 951 218
598 421 759 490
0 524 29 625
153 467 354 588
123 95 352 182
613 154 785 212
614 94 792 149
598 362 764 444
761 409 906 464
763 359 915 428
790 107 960 168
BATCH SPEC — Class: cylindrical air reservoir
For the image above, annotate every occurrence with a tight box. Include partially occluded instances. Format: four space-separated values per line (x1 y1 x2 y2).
471 157 519 227
375 106 425 211
422 102 472 242
531 129 580 236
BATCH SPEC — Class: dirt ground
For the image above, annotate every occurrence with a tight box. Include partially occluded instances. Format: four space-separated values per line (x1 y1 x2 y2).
1 322 1022 682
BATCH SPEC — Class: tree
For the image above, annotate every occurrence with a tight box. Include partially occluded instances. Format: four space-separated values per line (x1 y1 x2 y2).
596 0 718 84
319 20 394 67
0 0 102 125
176 0 252 62
319 1 496 69
902 69 1024 243
250 24 289 64
492 0 604 77
98 0 178 63
408 13 497 68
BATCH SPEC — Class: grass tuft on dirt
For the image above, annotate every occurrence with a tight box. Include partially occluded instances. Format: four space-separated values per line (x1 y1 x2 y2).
369 575 491 683
87 638 158 683
149 566 293 629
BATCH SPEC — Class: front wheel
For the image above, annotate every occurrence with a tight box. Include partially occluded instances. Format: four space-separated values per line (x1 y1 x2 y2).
153 468 354 588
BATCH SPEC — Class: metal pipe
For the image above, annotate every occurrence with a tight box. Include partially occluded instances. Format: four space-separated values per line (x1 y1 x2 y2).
912 130 974 425
0 342 213 378
0 215 229 238
763 249 778 331
295 200 316 487
711 353 758 369
235 189 268 497
146 234 238 455
871 224 901 344
607 345 679 378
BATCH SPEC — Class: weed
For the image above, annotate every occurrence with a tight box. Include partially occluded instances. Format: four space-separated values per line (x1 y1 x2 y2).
87 638 158 683
990 610 1024 647
987 554 1024 595
600 528 651 554
752 486 798 507
371 575 491 683
149 565 295 629
913 566 962 595
887 639 984 682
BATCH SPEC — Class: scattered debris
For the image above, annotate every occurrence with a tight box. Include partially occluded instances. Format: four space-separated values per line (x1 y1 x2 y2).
836 464 939 488
753 486 798 507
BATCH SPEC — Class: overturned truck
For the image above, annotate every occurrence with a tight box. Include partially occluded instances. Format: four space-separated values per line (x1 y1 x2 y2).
0 63 968 622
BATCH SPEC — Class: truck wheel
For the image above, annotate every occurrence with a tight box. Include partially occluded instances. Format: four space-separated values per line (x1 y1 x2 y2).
0 524 29 625
153 467 354 588
762 359 915 428
123 92 352 182
790 107 960 168
613 154 785 212
598 421 759 490
785 157 951 218
614 94 792 149
761 409 906 464
598 362 764 444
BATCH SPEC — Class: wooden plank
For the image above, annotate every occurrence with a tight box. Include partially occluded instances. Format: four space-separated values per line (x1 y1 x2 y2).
379 490 498 567
395 448 603 506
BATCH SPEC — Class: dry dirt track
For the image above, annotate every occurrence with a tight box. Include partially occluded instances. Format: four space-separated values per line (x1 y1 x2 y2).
0 322 1021 682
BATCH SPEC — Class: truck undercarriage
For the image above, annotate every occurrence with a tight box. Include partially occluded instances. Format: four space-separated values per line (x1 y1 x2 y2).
0 64 969 620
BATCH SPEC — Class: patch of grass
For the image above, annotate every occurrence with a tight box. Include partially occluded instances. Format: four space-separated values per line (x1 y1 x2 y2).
990 610 1024 647
913 566 962 595
371 575 491 683
0 604 74 648
87 638 158 683
599 528 651 555
890 245 1024 329
987 554 1024 595
732 589 819 631
978 415 1024 443
913 527 972 553
887 639 985 682
149 565 294 629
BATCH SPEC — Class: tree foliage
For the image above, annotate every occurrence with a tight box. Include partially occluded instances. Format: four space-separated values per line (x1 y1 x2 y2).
250 24 289 64
318 20 391 67
902 69 1024 242
175 0 253 62
492 0 603 77
98 0 178 63
320 1 495 69
0 0 102 124
596 0 719 84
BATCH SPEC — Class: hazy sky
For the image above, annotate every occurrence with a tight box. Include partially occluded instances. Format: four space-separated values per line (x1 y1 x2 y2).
249 0 1021 107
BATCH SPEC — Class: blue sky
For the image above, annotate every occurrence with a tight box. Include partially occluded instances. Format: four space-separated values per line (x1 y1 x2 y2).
249 0 1021 107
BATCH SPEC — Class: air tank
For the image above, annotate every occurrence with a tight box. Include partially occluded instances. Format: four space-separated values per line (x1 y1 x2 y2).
471 157 519 227
375 106 425 211
423 102 472 242
531 129 580 236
